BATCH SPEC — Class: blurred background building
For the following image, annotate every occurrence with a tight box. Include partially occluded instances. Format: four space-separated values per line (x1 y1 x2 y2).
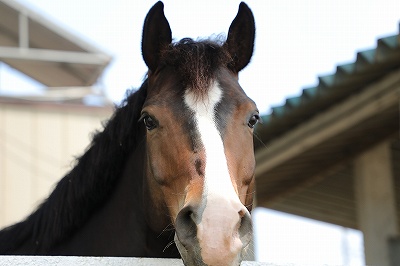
0 0 112 227
254 27 400 265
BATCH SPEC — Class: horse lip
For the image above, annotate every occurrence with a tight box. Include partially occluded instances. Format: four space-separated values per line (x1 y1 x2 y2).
175 232 246 266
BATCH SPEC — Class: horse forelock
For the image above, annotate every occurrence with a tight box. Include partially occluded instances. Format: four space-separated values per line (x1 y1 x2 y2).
159 38 232 97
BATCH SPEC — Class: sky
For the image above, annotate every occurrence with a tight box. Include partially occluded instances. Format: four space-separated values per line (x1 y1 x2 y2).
2 0 399 114
1 0 400 264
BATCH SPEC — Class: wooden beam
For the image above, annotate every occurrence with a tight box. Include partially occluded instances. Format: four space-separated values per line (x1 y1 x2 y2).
354 140 399 266
18 11 28 48
0 47 110 65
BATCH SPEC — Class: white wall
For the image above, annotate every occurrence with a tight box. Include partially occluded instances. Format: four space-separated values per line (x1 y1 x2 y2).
0 257 269 266
0 101 112 228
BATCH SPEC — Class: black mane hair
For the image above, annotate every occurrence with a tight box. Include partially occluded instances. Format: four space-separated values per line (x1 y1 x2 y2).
160 38 232 94
0 82 148 253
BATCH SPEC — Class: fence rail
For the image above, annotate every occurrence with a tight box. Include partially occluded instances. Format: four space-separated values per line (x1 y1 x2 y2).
0 256 275 266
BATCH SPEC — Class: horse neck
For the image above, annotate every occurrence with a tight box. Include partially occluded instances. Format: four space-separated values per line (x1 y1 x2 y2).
100 139 179 258
0 135 150 256
48 139 147 255
140 141 180 257
48 133 178 257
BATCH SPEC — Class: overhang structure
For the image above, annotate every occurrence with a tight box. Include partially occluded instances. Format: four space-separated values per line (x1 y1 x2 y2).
0 0 111 87
254 24 400 265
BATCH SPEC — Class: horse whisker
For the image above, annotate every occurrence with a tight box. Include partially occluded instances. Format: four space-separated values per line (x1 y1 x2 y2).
253 132 268 149
163 240 176 253
157 223 175 238
245 203 254 209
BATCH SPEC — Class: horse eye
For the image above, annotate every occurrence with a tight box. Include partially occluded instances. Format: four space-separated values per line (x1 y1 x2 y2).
248 114 260 129
143 115 157 130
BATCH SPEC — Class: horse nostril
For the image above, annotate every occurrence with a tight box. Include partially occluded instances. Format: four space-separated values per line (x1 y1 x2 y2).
175 205 198 248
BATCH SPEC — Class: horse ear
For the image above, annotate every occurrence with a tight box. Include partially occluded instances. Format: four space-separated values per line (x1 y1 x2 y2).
224 2 255 73
142 1 172 72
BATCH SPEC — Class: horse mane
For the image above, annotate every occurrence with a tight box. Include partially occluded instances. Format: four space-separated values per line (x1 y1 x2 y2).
0 82 148 253
160 38 232 94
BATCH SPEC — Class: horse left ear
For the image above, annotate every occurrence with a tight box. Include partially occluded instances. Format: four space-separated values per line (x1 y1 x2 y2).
142 1 172 73
224 2 255 73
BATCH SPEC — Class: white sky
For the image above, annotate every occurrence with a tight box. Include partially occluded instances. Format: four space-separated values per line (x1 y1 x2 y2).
1 0 399 264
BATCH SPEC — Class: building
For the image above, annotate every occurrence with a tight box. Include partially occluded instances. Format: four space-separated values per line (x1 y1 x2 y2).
255 24 400 265
0 0 112 228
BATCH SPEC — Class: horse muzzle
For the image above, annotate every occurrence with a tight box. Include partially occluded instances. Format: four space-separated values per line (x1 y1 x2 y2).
174 197 253 266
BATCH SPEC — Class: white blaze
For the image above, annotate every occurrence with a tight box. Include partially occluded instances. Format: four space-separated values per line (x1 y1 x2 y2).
184 82 247 266
184 82 238 201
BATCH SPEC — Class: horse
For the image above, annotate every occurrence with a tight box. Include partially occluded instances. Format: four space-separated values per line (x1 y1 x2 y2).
0 2 258 265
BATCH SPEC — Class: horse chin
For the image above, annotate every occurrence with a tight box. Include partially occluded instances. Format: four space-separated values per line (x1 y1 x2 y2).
174 234 202 266
174 233 243 266
175 234 193 266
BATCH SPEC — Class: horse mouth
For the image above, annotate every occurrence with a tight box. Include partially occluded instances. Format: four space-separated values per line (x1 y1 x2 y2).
174 232 251 266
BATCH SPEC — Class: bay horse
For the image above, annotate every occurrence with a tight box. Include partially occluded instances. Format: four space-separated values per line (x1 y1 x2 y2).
0 2 258 265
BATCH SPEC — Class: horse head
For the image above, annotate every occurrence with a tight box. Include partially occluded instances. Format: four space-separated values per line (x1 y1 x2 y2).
141 2 257 265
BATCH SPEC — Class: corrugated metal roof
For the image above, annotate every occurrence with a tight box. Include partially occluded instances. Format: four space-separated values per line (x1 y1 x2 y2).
256 24 400 145
254 23 400 229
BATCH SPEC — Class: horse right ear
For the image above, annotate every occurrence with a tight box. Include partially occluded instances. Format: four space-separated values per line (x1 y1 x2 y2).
142 1 172 73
